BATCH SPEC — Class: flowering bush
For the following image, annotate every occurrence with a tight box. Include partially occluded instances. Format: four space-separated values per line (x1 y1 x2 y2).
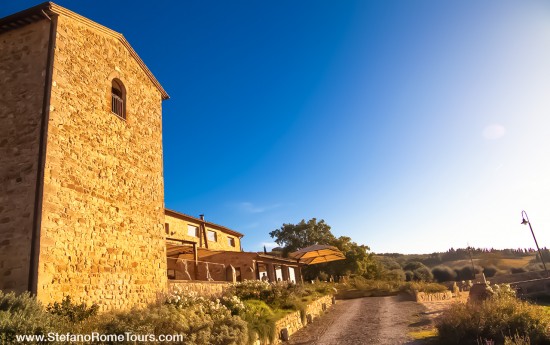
166 287 206 309
165 287 233 322
228 280 272 300
491 284 517 299
220 295 246 316
97 304 247 345
225 280 333 344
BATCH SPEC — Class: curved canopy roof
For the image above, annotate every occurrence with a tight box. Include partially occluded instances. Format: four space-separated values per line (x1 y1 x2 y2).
289 245 346 265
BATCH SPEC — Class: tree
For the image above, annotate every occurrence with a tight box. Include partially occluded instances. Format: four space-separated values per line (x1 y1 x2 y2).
269 218 336 256
269 218 379 280
432 265 456 282
328 236 373 277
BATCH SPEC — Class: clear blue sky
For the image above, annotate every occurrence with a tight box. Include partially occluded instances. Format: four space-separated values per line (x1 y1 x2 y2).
4 1 550 254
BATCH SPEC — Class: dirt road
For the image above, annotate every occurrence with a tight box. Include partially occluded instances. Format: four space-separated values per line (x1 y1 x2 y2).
288 295 426 345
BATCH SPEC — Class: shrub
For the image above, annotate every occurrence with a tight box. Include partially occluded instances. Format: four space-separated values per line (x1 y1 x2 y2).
240 300 276 345
482 266 499 278
228 280 272 301
432 265 456 282
47 295 98 322
402 281 447 294
96 303 247 345
436 293 550 344
341 276 403 296
454 265 482 281
220 295 247 316
0 291 67 344
227 280 331 313
403 261 427 272
413 266 433 282
385 268 406 281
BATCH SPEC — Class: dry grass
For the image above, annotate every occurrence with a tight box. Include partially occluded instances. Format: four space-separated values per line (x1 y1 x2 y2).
436 294 550 344
443 256 535 271
409 328 437 340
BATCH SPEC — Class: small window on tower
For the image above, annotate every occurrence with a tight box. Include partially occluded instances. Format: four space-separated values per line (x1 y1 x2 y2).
111 79 126 119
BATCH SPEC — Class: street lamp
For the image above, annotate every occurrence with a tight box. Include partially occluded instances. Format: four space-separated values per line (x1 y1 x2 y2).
521 210 549 277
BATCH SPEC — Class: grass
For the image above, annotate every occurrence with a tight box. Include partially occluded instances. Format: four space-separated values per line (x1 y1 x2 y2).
436 294 550 344
335 277 448 299
441 256 535 271
409 329 438 340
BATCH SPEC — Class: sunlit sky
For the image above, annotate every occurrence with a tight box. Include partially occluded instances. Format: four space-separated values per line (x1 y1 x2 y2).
4 1 550 254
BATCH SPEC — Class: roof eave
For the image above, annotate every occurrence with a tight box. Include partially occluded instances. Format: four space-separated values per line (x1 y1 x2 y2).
165 209 245 238
0 2 169 100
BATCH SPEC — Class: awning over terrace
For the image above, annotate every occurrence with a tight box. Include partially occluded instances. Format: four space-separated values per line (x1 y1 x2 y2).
289 245 346 265
166 240 226 260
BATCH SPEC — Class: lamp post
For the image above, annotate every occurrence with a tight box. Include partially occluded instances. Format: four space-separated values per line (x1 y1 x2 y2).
521 210 549 277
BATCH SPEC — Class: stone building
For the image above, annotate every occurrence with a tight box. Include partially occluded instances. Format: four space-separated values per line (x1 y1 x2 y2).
0 2 169 310
0 2 306 311
165 210 301 284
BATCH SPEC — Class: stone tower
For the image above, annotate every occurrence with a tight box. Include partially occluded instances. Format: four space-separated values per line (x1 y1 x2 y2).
0 2 169 310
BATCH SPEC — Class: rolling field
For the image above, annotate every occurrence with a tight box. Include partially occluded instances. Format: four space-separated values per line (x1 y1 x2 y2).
442 256 535 270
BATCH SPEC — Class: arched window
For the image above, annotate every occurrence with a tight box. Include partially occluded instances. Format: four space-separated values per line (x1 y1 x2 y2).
111 79 126 119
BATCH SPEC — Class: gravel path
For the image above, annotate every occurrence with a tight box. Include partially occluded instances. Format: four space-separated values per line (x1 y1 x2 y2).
288 296 426 345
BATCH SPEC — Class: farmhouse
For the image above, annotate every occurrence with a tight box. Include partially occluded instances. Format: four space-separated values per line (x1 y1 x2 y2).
0 2 304 310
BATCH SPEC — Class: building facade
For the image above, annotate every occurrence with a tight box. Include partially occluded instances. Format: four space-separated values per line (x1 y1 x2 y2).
0 2 169 310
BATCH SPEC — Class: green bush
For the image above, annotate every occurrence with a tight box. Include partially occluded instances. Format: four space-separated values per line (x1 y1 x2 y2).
47 295 98 322
228 280 272 301
0 291 67 344
162 287 248 345
96 304 248 345
432 265 457 283
227 280 331 313
240 300 276 345
385 268 406 281
436 294 550 344
482 266 499 278
339 276 403 296
413 266 434 281
0 289 248 345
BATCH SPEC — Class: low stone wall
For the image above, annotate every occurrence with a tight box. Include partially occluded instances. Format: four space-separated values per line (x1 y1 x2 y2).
415 291 452 302
168 281 231 297
273 294 334 344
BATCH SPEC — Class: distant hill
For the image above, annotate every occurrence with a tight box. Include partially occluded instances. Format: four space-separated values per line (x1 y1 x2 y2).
376 247 548 282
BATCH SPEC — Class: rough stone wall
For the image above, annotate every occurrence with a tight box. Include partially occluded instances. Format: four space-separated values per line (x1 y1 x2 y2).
165 214 203 245
36 14 167 310
205 252 259 281
273 294 334 344
415 291 452 302
165 213 241 251
205 225 241 251
168 281 230 298
0 20 51 292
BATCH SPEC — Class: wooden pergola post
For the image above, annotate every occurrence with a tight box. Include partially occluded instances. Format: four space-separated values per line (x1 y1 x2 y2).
193 242 198 280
